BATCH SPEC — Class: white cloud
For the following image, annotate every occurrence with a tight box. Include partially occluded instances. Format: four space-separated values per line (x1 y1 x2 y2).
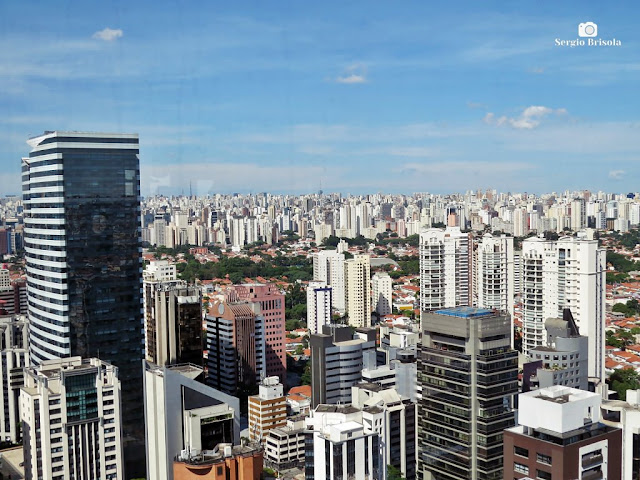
529 66 545 74
92 28 123 42
336 64 367 84
609 169 626 180
336 74 366 84
484 105 567 129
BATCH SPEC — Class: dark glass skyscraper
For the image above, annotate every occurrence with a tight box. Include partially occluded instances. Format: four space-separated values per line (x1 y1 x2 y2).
418 307 518 480
22 131 144 471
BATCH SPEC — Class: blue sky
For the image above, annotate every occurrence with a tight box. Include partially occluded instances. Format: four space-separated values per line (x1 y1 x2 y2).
1 1 639 196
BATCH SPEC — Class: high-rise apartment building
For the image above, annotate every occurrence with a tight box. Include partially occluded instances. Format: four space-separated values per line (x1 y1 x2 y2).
247 376 286 443
21 357 124 480
504 386 622 480
0 314 28 443
22 131 144 461
418 307 518 480
306 281 332 334
313 250 346 313
419 227 472 311
143 263 202 367
227 283 286 384
521 231 606 381
372 271 393 316
344 254 371 328
206 301 266 395
475 233 514 321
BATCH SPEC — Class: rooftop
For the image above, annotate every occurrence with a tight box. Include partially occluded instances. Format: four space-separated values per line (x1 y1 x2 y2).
434 306 495 318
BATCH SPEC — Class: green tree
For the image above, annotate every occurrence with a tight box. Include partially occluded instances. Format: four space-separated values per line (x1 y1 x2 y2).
301 362 312 385
606 330 624 348
613 303 635 317
387 465 406 480
610 368 640 400
294 344 305 355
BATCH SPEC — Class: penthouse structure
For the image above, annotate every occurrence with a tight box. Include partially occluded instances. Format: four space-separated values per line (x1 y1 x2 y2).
504 386 622 480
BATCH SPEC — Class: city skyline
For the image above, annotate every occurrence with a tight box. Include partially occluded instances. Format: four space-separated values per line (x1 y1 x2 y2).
1 2 639 197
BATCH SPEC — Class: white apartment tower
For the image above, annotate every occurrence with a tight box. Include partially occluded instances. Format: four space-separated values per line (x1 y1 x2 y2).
475 233 515 321
21 357 124 480
372 271 393 316
306 281 332 334
313 249 346 313
419 227 472 311
521 231 606 381
344 254 371 328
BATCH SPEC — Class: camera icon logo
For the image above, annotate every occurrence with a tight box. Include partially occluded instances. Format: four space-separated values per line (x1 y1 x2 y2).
578 22 598 38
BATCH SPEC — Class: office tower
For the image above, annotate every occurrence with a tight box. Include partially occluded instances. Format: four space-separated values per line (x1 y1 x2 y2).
248 376 286 443
418 307 518 480
0 314 28 443
521 231 606 381
344 254 371 328
304 404 383 480
143 263 202 366
313 249 346 313
20 357 124 480
309 325 376 408
419 227 472 311
306 281 332 334
475 233 514 321
228 283 286 384
206 300 266 395
372 271 393 316
601 389 640 480
504 386 622 480
525 310 589 391
143 361 240 480
352 384 417 480
22 131 144 462
174 443 263 479
263 415 306 471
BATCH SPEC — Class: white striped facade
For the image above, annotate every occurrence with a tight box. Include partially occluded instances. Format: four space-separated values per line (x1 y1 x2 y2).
22 144 69 364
